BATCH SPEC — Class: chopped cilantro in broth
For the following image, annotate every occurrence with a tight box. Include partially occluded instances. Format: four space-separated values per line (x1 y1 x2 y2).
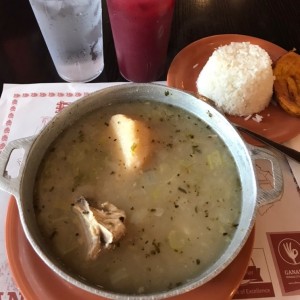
33 101 241 294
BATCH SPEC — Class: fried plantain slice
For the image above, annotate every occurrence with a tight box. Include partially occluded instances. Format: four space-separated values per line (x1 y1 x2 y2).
273 51 300 117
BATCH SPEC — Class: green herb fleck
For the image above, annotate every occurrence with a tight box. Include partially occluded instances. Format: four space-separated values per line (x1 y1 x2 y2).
131 143 137 152
78 130 84 142
178 187 187 194
49 230 58 240
207 111 213 118
192 145 201 154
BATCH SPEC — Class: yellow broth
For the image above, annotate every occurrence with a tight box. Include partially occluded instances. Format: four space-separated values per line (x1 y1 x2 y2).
33 101 241 294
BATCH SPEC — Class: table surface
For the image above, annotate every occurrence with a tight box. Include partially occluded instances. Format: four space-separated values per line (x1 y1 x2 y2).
1 2 300 299
0 0 300 94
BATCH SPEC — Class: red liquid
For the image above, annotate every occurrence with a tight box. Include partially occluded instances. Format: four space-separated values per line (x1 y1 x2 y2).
106 0 175 82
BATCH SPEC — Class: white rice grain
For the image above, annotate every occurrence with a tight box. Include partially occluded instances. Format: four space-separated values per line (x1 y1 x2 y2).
252 114 263 123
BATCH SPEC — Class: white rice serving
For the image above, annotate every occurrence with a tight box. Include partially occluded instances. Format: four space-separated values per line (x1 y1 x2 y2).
196 42 274 116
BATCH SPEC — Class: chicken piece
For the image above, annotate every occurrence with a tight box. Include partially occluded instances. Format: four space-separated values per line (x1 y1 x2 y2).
72 196 126 260
110 114 152 170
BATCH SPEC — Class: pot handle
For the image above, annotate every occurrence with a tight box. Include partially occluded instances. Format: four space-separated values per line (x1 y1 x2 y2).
0 136 35 196
250 147 284 207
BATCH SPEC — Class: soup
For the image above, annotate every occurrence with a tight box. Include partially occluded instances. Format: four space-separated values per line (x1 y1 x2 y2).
33 100 241 294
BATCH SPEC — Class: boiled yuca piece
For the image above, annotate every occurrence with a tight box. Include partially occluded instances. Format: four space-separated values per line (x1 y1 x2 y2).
110 114 152 170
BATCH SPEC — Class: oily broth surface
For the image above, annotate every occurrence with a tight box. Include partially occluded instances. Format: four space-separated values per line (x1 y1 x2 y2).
34 101 241 294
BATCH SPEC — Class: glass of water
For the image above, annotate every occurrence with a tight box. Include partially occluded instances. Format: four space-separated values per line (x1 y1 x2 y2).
29 0 104 82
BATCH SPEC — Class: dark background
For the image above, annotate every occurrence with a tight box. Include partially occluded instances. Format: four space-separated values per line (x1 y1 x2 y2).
0 0 299 94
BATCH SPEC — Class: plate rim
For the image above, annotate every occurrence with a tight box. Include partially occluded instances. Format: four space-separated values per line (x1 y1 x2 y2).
167 34 300 145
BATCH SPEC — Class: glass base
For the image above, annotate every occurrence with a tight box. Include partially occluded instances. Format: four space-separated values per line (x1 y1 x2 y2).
58 66 104 83
119 69 163 83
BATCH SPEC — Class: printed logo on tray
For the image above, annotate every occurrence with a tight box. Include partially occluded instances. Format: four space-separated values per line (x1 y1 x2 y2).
267 232 300 296
233 248 275 299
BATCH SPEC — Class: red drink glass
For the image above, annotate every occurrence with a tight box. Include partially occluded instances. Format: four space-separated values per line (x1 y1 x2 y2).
106 0 175 82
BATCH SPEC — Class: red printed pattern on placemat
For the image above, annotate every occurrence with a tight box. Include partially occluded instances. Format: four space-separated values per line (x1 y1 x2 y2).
267 232 300 296
0 98 18 152
0 91 89 152
0 291 24 300
55 101 71 113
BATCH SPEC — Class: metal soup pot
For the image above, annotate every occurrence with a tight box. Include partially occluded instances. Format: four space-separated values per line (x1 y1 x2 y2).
0 83 283 299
